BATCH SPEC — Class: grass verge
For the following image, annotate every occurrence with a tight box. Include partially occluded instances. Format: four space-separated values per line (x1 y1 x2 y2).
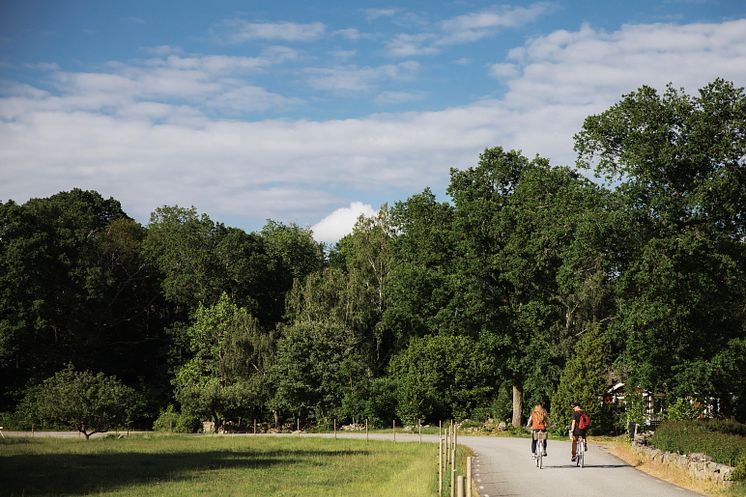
603 436 746 497
1 434 439 497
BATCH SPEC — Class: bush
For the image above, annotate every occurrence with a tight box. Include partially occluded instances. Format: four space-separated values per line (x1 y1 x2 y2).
0 411 23 430
664 398 703 421
152 405 200 433
652 421 746 466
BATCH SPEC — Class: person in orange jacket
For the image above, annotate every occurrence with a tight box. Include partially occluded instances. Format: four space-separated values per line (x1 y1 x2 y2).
526 403 548 457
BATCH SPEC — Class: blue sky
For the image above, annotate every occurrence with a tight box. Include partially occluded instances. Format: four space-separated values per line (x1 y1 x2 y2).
1 1 745 242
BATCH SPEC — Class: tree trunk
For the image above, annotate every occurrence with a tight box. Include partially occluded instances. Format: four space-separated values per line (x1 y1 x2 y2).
273 409 280 429
512 383 522 428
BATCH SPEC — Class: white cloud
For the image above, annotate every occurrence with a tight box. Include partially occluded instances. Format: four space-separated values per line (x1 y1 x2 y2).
489 62 519 79
331 49 357 60
216 20 326 43
305 61 420 93
362 8 400 21
374 90 425 105
387 2 551 57
333 28 362 40
438 3 553 45
387 34 439 57
1 19 745 231
311 202 376 243
261 46 300 63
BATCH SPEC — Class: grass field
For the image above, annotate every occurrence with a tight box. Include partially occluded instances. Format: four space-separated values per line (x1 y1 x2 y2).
1 434 449 497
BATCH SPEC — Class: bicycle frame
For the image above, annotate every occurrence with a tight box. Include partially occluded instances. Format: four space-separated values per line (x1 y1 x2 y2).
575 434 585 468
534 430 545 469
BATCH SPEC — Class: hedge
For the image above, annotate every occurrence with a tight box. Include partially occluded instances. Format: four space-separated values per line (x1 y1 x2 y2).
652 421 746 466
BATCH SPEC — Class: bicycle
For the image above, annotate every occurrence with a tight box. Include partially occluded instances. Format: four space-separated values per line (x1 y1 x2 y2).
533 430 546 469
575 434 586 468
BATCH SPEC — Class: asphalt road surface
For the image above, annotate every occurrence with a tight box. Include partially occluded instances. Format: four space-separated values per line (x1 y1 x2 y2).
462 435 702 497
4 430 703 496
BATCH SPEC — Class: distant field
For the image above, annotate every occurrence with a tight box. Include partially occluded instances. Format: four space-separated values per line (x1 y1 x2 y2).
1 434 441 497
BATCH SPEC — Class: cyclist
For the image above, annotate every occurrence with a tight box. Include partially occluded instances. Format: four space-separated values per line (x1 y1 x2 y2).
526 403 548 457
570 404 589 462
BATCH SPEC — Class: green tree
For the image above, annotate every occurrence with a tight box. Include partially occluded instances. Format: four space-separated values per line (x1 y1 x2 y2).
260 220 323 282
551 323 612 435
575 79 746 412
334 206 396 369
388 334 496 424
18 365 140 439
269 319 367 426
0 190 166 412
448 148 618 426
382 189 457 347
173 293 274 429
142 206 226 313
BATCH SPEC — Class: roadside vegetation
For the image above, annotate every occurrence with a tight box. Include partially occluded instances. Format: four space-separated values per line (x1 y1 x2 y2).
652 421 746 467
607 435 746 497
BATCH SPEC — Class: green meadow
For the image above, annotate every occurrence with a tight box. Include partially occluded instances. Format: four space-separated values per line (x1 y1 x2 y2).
0 435 454 497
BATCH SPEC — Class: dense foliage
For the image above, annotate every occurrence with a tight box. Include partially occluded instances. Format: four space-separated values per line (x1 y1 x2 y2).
652 421 746 467
17 365 140 438
1 79 745 432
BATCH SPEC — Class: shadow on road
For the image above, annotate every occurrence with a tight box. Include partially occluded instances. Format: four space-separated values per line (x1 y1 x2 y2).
540 463 630 469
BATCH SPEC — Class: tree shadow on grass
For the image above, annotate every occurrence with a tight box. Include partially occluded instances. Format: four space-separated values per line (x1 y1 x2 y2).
1 447 370 496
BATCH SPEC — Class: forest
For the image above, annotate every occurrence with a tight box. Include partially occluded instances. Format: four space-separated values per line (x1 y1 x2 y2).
1 79 744 434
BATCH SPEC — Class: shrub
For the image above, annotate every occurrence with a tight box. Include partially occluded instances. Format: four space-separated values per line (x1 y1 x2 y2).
665 398 703 421
653 421 746 466
152 405 200 433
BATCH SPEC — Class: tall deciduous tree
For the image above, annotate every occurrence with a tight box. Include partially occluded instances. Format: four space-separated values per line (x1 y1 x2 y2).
0 190 165 411
173 293 273 428
383 189 456 346
269 319 366 426
575 79 746 413
448 148 620 426
389 334 496 424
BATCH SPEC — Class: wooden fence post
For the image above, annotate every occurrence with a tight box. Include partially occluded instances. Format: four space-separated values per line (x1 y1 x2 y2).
438 437 443 496
365 418 369 442
445 424 450 454
334 418 337 439
466 457 472 497
457 476 464 497
418 419 422 443
450 466 456 497
393 419 396 442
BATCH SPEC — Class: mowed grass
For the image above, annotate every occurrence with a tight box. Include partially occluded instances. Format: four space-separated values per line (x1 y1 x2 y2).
0 435 439 497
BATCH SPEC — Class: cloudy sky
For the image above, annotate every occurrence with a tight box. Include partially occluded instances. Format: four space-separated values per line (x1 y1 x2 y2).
1 1 745 242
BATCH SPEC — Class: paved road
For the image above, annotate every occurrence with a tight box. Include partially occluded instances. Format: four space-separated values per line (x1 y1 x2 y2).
462 435 702 497
4 430 703 496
